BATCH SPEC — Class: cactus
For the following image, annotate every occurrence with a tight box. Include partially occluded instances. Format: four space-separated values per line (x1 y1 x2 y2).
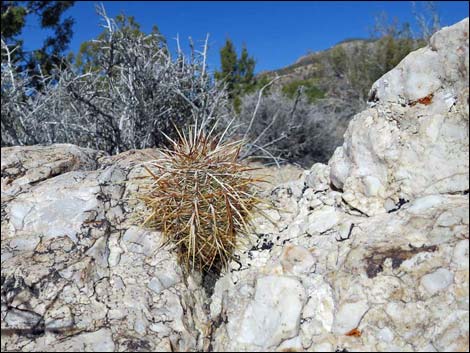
138 124 265 271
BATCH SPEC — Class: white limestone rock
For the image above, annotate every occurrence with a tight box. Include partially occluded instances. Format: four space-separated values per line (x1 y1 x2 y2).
305 205 339 235
1 145 209 352
280 244 316 275
330 18 469 216
233 275 306 349
332 300 369 334
420 268 454 296
305 163 330 192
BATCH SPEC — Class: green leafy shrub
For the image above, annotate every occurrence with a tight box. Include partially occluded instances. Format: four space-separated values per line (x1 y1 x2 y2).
282 79 325 103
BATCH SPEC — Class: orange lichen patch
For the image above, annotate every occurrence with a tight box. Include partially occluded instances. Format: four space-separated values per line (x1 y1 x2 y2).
409 93 434 106
345 328 362 337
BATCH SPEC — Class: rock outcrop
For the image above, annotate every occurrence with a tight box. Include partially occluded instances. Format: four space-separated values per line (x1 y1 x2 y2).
1 147 210 351
329 18 469 216
1 18 469 352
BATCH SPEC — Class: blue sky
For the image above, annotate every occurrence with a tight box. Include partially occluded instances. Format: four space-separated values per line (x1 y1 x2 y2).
20 1 469 74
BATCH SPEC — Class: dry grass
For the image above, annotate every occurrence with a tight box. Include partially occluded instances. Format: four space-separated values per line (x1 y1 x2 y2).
137 125 266 272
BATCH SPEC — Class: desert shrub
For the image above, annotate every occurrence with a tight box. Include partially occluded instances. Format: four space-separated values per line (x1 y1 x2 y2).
4 5 429 167
234 88 357 167
325 9 434 104
2 8 302 167
1 6 229 153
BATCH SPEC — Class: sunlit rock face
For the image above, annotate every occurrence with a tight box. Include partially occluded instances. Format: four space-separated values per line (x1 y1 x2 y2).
1 18 469 352
210 18 469 352
329 17 469 216
1 147 209 352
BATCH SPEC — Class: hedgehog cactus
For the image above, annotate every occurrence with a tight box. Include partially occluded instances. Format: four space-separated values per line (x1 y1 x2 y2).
138 125 264 272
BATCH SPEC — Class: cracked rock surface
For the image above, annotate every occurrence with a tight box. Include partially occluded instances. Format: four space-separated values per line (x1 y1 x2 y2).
2 148 210 351
1 18 469 352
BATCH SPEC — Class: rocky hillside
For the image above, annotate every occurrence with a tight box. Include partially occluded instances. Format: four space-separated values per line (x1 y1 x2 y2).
259 38 370 86
1 18 469 352
258 35 419 101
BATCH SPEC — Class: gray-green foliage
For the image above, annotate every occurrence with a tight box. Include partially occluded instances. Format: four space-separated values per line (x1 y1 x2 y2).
74 13 166 73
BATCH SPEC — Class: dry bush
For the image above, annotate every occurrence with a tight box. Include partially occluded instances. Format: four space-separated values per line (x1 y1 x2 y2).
234 88 356 167
1 6 229 153
1 6 356 168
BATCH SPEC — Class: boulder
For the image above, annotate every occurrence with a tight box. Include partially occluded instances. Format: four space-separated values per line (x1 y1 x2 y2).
330 18 469 216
